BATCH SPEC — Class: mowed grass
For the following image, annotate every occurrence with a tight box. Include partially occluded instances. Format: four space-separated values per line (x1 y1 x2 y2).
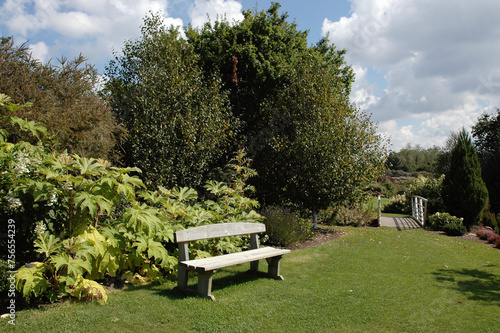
7 227 500 333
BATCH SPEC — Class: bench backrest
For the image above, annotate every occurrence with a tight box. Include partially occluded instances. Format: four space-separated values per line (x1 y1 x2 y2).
175 222 266 243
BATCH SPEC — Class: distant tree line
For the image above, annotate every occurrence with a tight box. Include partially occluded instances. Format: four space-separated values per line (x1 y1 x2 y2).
386 144 441 173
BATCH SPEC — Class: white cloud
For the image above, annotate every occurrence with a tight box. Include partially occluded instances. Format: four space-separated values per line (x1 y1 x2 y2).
350 65 379 109
189 0 243 28
0 0 180 68
28 41 50 63
324 0 500 150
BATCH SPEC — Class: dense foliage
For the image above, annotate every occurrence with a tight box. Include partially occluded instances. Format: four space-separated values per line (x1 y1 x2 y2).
428 212 467 236
405 175 445 215
472 109 500 213
442 129 489 229
104 14 235 189
0 37 124 159
187 4 387 217
260 206 312 247
382 194 407 214
1 98 262 304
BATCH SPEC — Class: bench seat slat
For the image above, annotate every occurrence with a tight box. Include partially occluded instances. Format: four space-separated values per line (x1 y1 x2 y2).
180 247 290 271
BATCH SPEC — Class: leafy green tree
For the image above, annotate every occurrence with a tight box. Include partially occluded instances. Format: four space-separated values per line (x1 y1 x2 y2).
0 37 124 159
254 47 387 225
442 129 489 229
472 109 500 213
187 4 387 224
104 13 235 189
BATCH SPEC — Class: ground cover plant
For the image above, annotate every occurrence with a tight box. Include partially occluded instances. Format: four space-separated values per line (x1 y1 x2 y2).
5 227 499 332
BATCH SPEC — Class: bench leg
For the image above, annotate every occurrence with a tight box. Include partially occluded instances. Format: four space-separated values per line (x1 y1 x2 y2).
178 265 189 290
250 260 259 273
266 255 285 280
197 270 216 301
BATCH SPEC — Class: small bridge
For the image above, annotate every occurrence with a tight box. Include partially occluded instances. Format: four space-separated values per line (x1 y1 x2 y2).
379 216 421 229
377 195 428 229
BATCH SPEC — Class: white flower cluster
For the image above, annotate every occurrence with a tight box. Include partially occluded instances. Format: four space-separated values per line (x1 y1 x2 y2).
5 195 24 213
46 190 58 207
13 152 31 174
34 221 47 235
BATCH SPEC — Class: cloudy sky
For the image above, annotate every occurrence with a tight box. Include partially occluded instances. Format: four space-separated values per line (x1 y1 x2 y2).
1 0 499 151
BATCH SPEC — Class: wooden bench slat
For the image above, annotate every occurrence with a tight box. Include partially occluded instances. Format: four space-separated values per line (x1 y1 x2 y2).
180 247 290 271
175 222 266 242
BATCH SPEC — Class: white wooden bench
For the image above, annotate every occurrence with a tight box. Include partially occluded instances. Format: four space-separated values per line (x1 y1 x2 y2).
175 222 290 300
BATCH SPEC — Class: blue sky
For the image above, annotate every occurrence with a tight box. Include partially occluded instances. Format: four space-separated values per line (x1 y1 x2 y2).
1 0 499 151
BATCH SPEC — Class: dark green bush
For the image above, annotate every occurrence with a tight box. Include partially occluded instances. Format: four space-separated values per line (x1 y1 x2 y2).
261 206 313 247
382 194 407 214
442 220 468 236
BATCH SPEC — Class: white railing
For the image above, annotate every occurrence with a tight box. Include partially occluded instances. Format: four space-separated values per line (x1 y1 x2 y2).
411 196 428 227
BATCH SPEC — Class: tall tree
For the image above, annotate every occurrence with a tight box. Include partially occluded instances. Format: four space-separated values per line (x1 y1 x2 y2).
0 37 124 159
442 129 488 229
187 4 387 222
472 109 500 213
104 13 235 189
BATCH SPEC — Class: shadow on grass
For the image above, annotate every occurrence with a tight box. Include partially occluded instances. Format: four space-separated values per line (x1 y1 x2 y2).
154 269 272 300
433 266 500 306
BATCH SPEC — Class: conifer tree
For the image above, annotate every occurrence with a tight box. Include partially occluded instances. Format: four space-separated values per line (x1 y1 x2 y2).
442 129 488 229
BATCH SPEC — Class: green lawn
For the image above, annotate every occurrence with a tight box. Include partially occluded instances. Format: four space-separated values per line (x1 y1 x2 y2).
6 227 500 332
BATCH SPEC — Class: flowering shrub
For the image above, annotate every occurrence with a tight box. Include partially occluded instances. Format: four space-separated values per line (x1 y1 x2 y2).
476 229 496 240
476 229 500 247
428 212 467 236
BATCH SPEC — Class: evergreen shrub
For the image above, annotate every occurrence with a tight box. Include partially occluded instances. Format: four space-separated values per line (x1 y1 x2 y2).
442 129 489 229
